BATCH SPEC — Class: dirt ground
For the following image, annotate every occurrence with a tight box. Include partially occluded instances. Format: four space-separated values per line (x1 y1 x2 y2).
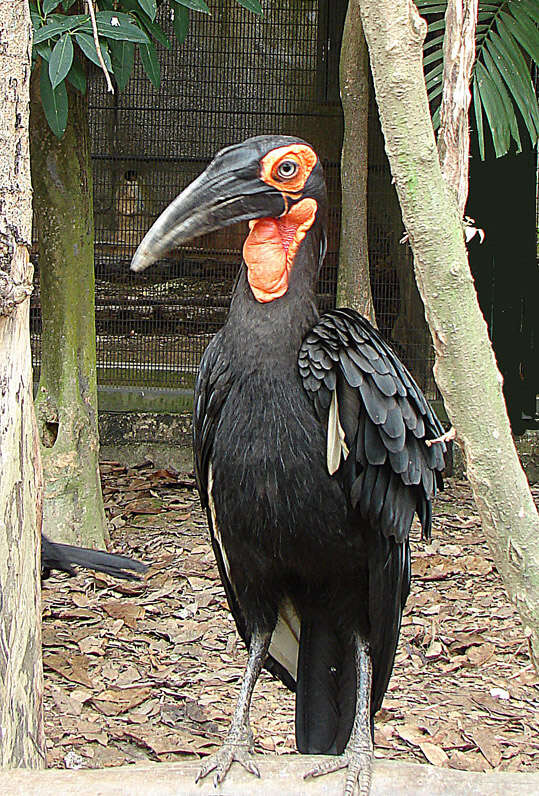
42 463 539 774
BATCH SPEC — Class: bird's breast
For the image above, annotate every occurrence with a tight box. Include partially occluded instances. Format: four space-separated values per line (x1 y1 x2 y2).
208 369 350 571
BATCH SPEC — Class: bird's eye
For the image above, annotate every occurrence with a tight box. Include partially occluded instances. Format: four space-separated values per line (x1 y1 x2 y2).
276 159 299 180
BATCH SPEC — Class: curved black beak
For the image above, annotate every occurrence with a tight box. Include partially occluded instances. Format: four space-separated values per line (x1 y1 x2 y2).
131 154 286 273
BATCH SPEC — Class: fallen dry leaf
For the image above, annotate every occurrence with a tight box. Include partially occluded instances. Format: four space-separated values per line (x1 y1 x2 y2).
419 741 449 767
91 686 152 716
40 470 539 774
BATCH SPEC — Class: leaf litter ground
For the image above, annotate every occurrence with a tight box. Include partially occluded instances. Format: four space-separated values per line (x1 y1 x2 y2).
43 463 539 773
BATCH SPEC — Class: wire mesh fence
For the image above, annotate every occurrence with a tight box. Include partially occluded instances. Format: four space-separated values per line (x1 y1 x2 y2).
31 0 438 407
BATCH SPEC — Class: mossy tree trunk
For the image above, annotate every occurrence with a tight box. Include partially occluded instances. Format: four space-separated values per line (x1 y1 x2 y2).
359 0 539 667
337 0 375 323
30 67 106 548
0 0 45 766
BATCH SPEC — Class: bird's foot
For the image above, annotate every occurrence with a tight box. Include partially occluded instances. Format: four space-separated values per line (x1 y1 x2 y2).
304 746 373 796
195 730 259 787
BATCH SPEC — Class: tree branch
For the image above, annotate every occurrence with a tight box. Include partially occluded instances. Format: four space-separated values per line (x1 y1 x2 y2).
358 0 539 670
437 0 478 215
86 0 114 94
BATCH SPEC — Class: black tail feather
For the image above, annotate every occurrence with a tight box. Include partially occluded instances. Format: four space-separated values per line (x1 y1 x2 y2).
295 617 356 755
41 535 148 581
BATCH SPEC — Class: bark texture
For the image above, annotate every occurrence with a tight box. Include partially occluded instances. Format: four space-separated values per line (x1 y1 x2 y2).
358 0 539 667
337 0 375 322
0 0 45 767
437 0 478 214
30 68 106 548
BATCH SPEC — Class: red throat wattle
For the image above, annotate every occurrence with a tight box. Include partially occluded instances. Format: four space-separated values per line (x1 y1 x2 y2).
243 198 318 303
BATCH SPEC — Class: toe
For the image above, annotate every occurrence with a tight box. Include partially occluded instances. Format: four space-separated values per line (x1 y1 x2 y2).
304 756 348 780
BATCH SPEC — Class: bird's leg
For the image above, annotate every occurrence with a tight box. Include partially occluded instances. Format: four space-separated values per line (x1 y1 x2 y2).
196 627 271 786
304 633 373 796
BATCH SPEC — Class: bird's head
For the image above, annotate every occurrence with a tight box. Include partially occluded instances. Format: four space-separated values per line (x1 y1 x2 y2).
131 135 327 303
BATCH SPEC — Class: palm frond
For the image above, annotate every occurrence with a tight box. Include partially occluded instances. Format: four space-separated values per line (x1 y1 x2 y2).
415 0 539 159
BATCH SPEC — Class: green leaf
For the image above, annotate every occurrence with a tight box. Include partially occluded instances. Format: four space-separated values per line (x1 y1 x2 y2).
62 0 78 9
486 32 539 144
495 16 539 134
139 40 160 88
109 39 135 91
235 0 263 14
415 3 447 12
482 45 521 153
431 104 441 131
173 0 210 14
425 61 443 89
423 48 444 68
427 82 443 104
35 43 52 62
517 0 539 25
475 60 511 157
425 18 447 33
66 56 86 93
33 14 88 44
43 0 62 16
74 32 112 71
49 33 74 89
423 33 446 54
499 9 539 64
40 61 68 137
472 77 485 160
172 4 189 44
86 11 151 43
137 0 157 22
137 14 171 49
30 8 42 33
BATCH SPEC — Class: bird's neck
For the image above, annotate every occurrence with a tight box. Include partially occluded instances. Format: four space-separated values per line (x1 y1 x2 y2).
225 232 321 367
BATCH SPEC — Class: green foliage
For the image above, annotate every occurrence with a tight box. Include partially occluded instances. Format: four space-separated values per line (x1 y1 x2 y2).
416 0 539 159
30 0 262 138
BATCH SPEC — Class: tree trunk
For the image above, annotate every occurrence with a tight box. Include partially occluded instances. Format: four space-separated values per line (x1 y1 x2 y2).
358 0 539 667
30 67 107 548
337 0 375 322
0 0 45 767
437 0 478 216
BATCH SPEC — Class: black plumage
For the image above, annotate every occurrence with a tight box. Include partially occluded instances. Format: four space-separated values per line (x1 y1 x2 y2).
131 135 446 794
41 534 147 581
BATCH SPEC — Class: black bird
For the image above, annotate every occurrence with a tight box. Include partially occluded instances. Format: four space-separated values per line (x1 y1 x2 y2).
131 136 445 795
41 534 147 581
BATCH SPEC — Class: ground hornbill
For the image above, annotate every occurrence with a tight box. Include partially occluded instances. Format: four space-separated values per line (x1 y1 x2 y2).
41 534 147 581
131 136 446 795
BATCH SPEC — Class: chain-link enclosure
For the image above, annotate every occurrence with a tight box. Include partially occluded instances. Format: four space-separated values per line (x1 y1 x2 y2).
31 0 437 410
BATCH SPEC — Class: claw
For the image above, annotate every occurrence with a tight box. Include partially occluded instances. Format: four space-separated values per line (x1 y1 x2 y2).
196 741 259 786
304 749 373 796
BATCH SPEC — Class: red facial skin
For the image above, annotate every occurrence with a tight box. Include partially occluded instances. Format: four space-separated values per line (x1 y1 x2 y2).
243 144 318 303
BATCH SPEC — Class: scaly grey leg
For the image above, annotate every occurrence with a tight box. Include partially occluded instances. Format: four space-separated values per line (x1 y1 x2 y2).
305 633 373 795
196 627 271 786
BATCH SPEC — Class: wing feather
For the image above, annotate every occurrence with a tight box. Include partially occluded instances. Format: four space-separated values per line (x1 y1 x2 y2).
298 308 446 715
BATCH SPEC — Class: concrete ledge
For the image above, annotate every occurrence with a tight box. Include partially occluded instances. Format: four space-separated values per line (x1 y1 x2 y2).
1 757 538 795
98 410 538 485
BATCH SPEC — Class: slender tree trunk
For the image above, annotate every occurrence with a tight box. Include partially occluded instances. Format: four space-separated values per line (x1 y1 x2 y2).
337 0 375 322
0 0 45 766
358 0 539 667
437 0 478 215
30 67 106 548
